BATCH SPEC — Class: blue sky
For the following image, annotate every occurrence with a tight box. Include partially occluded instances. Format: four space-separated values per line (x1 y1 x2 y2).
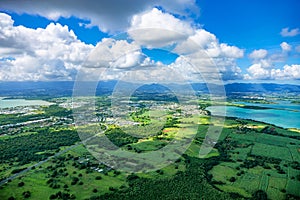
6 12 108 45
0 0 299 82
198 0 300 47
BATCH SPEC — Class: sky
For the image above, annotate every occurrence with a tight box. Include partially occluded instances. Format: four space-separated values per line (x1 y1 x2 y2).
0 0 299 83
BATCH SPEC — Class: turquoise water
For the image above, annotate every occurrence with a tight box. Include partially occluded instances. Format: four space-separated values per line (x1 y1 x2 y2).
207 101 300 129
0 98 53 109
234 101 300 112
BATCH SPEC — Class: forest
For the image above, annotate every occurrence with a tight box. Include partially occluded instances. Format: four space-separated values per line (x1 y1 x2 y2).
0 128 79 166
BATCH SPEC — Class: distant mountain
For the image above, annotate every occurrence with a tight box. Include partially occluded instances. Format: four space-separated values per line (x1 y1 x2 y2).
225 83 300 94
0 81 299 98
0 82 74 98
0 81 117 99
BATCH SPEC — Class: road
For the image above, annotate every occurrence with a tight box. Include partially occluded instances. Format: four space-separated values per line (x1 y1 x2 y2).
0 142 82 186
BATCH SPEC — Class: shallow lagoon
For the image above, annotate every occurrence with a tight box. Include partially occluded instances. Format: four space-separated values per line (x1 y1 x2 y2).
207 101 300 129
0 98 52 109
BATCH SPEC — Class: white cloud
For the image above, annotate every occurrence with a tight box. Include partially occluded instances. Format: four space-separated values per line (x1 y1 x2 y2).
174 29 244 58
245 64 300 80
0 12 13 26
280 27 300 37
271 64 300 80
0 7 245 82
280 42 291 52
1 3 246 82
245 41 300 80
79 37 166 82
245 63 270 80
126 8 243 82
249 49 268 59
142 56 211 83
181 29 216 49
128 8 194 47
173 29 216 55
219 43 244 58
248 50 272 70
172 29 244 81
85 38 141 69
0 13 93 81
111 51 153 69
0 0 199 33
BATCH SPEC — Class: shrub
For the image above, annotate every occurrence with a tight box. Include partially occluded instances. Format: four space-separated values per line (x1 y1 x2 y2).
22 191 31 198
229 177 236 182
18 181 25 187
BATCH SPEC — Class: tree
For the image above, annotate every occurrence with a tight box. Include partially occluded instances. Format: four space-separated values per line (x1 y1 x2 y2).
18 181 25 187
71 177 79 185
93 188 98 193
113 170 121 176
126 174 138 181
229 177 236 182
22 191 31 198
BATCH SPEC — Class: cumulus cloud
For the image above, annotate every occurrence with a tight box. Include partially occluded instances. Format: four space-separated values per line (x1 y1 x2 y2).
219 43 244 58
247 49 272 74
172 29 244 81
79 37 166 82
280 27 300 37
0 0 199 33
0 12 93 81
174 29 216 55
174 29 244 58
128 8 194 47
280 42 291 52
111 51 156 70
245 41 300 80
245 44 300 80
249 49 268 59
0 6 244 82
271 64 300 80
123 8 243 82
85 38 140 68
245 63 271 80
245 64 300 80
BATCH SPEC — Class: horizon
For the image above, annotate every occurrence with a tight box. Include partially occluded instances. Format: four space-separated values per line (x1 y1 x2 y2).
0 80 300 86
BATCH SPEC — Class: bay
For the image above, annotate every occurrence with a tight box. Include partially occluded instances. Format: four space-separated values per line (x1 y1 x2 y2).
0 98 53 109
207 101 300 129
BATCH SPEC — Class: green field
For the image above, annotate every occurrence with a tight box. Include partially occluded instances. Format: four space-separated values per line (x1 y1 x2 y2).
207 117 300 200
251 143 292 161
0 101 299 200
